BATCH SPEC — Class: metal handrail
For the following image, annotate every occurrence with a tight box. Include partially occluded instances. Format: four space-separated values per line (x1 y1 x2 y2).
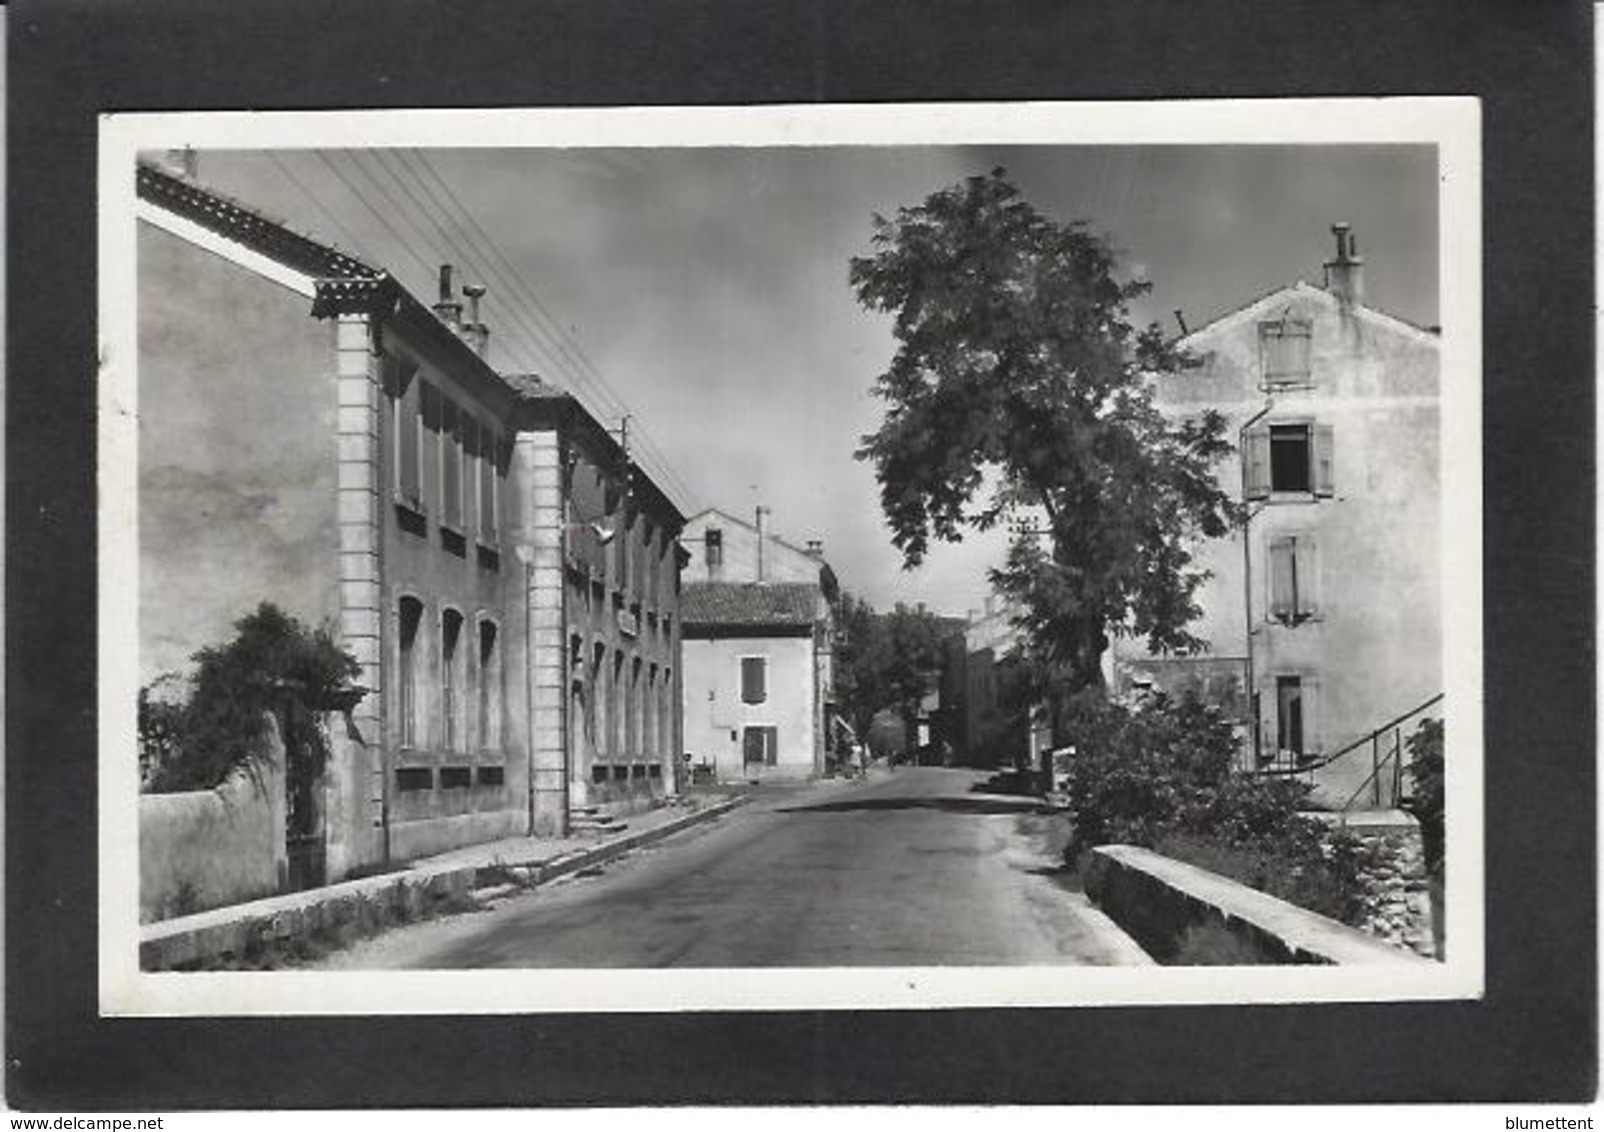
1255 691 1443 780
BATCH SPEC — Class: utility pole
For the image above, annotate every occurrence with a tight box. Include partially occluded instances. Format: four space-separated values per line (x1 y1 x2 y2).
755 505 770 581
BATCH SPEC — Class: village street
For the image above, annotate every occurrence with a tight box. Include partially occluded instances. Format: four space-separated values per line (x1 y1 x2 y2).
315 766 1150 969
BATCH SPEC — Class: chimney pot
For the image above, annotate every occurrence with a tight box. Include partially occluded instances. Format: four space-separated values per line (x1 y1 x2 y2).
1323 223 1364 308
433 264 463 328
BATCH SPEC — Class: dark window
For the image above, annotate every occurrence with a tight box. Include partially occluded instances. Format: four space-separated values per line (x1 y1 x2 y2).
1276 676 1304 758
440 765 472 789
705 528 723 568
396 766 433 792
1270 425 1312 493
1247 423 1335 500
592 765 609 785
398 597 423 747
478 620 501 750
442 609 464 752
740 657 767 705
743 725 778 766
476 765 505 787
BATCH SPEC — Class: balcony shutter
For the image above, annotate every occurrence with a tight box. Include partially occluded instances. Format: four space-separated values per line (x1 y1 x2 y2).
1293 536 1320 619
1312 423 1335 497
1268 536 1296 622
1243 427 1271 501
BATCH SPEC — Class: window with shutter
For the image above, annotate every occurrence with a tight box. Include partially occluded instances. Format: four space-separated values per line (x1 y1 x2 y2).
706 528 724 567
1259 319 1313 389
741 657 768 704
1267 534 1318 624
1268 536 1297 622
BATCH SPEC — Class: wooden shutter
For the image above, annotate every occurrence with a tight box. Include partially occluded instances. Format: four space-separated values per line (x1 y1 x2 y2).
1268 536 1295 622
764 725 779 766
420 381 441 514
441 398 462 529
1243 427 1271 501
1293 536 1320 619
741 657 767 704
479 423 497 543
395 363 421 506
1312 423 1335 497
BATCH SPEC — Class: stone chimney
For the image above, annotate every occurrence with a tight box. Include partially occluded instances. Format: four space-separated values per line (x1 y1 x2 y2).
1323 223 1364 308
433 264 463 329
163 147 199 180
462 283 490 358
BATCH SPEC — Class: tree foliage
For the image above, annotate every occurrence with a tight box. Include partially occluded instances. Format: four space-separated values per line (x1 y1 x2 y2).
831 591 952 751
140 603 361 793
850 170 1241 700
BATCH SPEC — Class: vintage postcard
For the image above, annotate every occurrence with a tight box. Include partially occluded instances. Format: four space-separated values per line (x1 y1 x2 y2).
97 99 1483 1015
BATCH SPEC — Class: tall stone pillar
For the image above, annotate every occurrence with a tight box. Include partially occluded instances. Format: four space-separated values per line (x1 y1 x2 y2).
517 430 569 836
329 313 386 877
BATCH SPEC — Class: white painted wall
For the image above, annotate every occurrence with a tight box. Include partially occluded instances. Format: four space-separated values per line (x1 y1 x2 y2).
682 634 817 781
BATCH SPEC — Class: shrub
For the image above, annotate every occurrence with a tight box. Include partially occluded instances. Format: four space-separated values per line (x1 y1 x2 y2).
1063 689 1368 926
1402 717 1444 876
140 603 361 793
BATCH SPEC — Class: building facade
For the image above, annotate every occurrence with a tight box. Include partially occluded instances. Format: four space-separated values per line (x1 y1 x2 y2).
679 509 837 781
136 160 684 895
1111 225 1442 804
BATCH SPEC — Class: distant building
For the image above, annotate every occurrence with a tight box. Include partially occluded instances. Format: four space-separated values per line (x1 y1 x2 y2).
1111 223 1442 804
680 508 836 781
136 159 685 906
941 600 1052 772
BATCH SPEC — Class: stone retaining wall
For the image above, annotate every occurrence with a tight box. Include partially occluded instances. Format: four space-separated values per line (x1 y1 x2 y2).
1084 844 1433 966
1308 809 1437 958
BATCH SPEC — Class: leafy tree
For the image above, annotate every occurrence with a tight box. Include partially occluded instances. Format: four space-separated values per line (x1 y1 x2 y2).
831 592 953 757
850 170 1240 744
830 590 883 743
141 603 361 793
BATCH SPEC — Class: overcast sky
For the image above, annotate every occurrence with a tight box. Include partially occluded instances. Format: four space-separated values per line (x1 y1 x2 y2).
194 144 1437 617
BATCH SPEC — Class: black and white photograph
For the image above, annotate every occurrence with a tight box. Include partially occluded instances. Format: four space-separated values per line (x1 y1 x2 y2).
94 101 1484 1017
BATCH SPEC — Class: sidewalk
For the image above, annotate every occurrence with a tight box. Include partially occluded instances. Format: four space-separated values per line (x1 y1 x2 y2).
139 793 751 971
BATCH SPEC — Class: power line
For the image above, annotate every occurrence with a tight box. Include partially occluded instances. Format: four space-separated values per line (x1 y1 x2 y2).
400 151 699 507
294 149 698 511
264 152 371 260
310 151 437 284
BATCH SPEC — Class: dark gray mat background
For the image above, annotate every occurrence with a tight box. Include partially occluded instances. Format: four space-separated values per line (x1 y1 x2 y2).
6 0 1595 1108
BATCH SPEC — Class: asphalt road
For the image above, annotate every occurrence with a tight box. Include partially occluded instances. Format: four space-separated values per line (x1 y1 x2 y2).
318 766 1151 968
